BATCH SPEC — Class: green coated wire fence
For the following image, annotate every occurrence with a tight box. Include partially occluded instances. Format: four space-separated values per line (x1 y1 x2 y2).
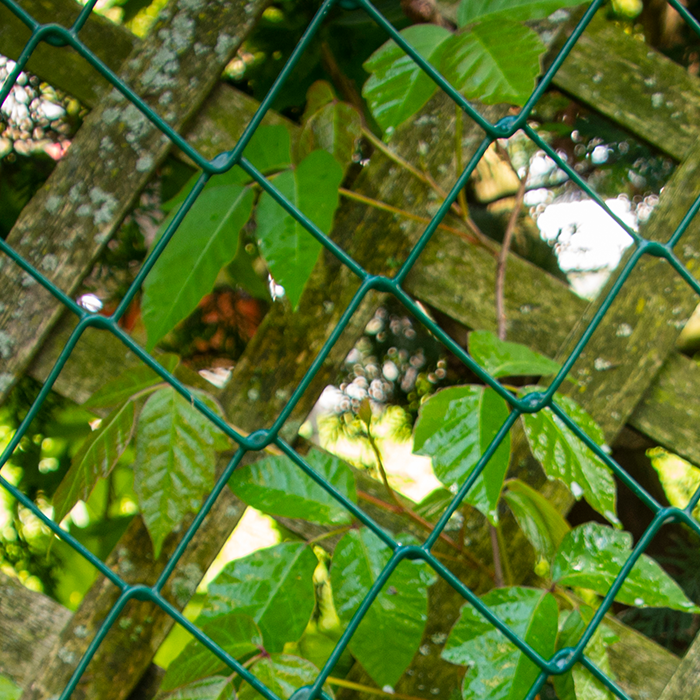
1 0 700 698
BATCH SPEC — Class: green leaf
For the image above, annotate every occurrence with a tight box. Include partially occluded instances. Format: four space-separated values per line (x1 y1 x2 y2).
552 523 700 612
298 96 362 171
458 0 589 27
239 654 333 700
302 81 337 120
647 447 700 519
53 400 136 523
362 24 453 134
503 479 570 563
442 587 558 700
231 448 356 525
413 386 511 525
552 606 617 700
243 124 293 175
469 331 560 379
142 181 255 350
161 614 262 691
83 354 179 409
133 387 227 557
520 387 619 526
444 20 544 107
226 232 270 300
256 150 343 310
198 542 317 652
158 676 235 700
331 529 432 687
0 674 21 700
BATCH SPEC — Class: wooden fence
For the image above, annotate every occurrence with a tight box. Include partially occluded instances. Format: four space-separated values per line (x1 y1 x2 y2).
1 1 700 698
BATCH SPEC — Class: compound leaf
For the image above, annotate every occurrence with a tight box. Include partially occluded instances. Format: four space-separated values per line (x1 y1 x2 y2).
331 529 432 687
53 399 136 523
442 587 558 700
160 614 262 691
133 387 227 557
142 182 255 350
239 654 333 700
256 149 343 310
458 0 589 27
469 331 560 379
552 523 700 612
503 478 570 563
413 385 511 525
198 542 317 652
158 676 235 700
231 448 356 525
445 20 543 107
520 387 619 527
362 24 453 134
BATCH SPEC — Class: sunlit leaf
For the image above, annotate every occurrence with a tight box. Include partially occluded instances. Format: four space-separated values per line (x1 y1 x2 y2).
469 331 560 379
161 614 262 691
239 654 333 700
231 448 356 525
53 400 136 523
256 149 343 310
413 386 511 525
520 387 619 527
457 0 590 27
331 529 433 687
442 587 558 700
362 24 453 134
552 523 700 612
647 447 700 519
198 543 317 652
503 478 570 562
133 387 228 557
444 20 543 107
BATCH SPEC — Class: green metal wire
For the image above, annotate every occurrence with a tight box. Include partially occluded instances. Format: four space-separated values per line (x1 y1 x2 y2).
1 0 700 698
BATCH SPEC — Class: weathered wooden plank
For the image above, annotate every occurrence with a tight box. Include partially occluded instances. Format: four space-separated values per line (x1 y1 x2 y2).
0 0 268 404
629 352 700 468
552 12 700 162
657 631 700 700
0 571 72 688
0 0 137 108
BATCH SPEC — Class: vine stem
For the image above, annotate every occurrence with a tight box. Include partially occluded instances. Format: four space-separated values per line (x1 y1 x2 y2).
361 126 491 246
327 676 427 700
338 188 497 256
455 104 469 220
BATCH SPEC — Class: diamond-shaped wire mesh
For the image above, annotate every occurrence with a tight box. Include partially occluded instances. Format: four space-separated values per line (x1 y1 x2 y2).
1 0 700 698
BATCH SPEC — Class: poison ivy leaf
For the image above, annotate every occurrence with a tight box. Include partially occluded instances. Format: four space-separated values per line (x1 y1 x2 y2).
413 386 511 525
331 529 432 687
469 331 560 379
231 448 356 525
160 614 262 691
239 654 333 700
552 523 700 612
242 124 293 175
362 24 453 134
198 542 317 652
442 587 558 700
647 447 700 518
298 84 362 171
53 399 136 523
158 676 235 700
225 229 269 300
142 181 255 350
83 354 179 409
256 149 343 310
444 20 544 107
503 479 570 563
552 606 617 700
520 387 619 527
458 0 589 27
133 387 228 557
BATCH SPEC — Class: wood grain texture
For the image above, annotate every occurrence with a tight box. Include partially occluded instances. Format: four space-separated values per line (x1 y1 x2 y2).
657 631 700 700
0 0 268 403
